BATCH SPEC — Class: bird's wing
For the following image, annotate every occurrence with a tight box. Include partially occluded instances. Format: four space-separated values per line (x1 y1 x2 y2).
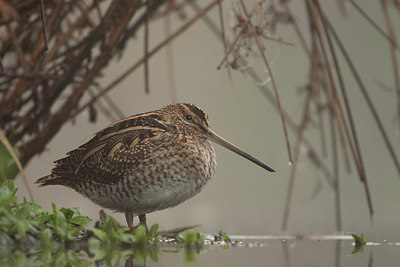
50 114 172 184
76 128 166 184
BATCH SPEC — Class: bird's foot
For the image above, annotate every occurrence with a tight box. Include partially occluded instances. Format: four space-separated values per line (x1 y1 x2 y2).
129 214 148 234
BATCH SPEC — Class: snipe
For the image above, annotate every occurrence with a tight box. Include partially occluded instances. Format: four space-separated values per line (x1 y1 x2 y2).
36 103 275 229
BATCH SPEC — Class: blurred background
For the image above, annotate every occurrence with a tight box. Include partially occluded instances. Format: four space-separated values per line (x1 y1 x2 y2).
1 0 399 248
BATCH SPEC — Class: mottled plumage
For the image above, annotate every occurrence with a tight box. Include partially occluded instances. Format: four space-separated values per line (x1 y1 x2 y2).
36 103 274 229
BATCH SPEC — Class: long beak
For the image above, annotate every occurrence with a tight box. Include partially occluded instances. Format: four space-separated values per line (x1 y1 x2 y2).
206 129 275 172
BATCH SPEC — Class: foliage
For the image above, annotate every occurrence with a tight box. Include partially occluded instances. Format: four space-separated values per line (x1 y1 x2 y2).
0 180 232 266
0 144 18 182
0 180 92 265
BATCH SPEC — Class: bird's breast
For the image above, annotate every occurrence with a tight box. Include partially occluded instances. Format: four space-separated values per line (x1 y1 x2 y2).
85 137 217 215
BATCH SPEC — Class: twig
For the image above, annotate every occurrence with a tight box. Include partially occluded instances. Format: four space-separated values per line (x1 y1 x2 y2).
309 0 373 216
192 5 336 195
20 0 143 165
283 3 311 56
216 0 233 81
5 24 30 72
380 0 400 133
40 0 49 50
144 0 150 94
163 8 178 102
326 8 400 178
239 0 293 164
188 4 332 186
70 0 221 120
329 102 342 231
317 6 360 175
348 0 398 50
217 0 263 70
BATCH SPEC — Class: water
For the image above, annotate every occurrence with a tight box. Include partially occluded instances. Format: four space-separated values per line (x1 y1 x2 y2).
151 235 399 267
3 233 397 266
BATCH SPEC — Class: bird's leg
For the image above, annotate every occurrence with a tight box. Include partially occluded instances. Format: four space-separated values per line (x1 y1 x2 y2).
138 214 148 232
126 212 148 233
125 211 134 231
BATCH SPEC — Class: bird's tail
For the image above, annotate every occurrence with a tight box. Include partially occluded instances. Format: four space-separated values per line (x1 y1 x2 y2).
35 173 68 187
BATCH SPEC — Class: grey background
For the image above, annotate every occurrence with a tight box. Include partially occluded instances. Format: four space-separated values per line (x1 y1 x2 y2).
16 0 400 246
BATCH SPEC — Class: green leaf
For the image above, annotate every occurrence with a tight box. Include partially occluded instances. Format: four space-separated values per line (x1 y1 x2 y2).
218 230 231 243
13 250 29 267
87 237 100 255
15 205 30 219
134 225 148 245
60 207 75 220
149 224 159 238
91 246 108 262
39 246 53 264
27 202 46 215
40 228 52 247
147 248 159 262
70 215 92 226
16 220 27 237
91 228 108 243
2 179 15 192
0 145 19 181
184 231 205 246
185 248 197 263
133 248 147 266
348 232 367 254
52 203 67 228
0 181 17 208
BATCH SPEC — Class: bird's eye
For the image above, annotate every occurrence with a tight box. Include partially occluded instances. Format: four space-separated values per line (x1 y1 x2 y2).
186 114 193 121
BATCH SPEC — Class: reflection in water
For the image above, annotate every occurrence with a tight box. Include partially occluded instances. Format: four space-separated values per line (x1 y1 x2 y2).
122 242 206 266
335 240 341 267
282 240 290 267
1 233 398 266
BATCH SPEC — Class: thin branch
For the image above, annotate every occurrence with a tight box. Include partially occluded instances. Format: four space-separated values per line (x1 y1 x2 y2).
217 0 263 70
5 24 30 73
144 0 150 94
40 0 49 50
191 1 336 196
216 0 233 81
329 103 342 231
309 0 373 216
94 86 125 119
380 0 400 132
348 0 398 50
163 7 178 102
239 0 293 164
282 3 310 56
70 0 221 120
326 7 400 178
319 4 362 174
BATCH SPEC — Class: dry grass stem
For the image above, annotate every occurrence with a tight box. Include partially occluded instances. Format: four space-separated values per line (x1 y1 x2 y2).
69 0 220 121
163 7 178 102
39 0 48 50
380 0 400 131
237 0 293 164
349 0 399 50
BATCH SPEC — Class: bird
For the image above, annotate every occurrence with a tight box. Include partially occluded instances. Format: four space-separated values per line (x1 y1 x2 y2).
36 103 275 230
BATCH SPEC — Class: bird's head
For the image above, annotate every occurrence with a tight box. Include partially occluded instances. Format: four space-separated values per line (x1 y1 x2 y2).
161 103 210 137
161 103 275 172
